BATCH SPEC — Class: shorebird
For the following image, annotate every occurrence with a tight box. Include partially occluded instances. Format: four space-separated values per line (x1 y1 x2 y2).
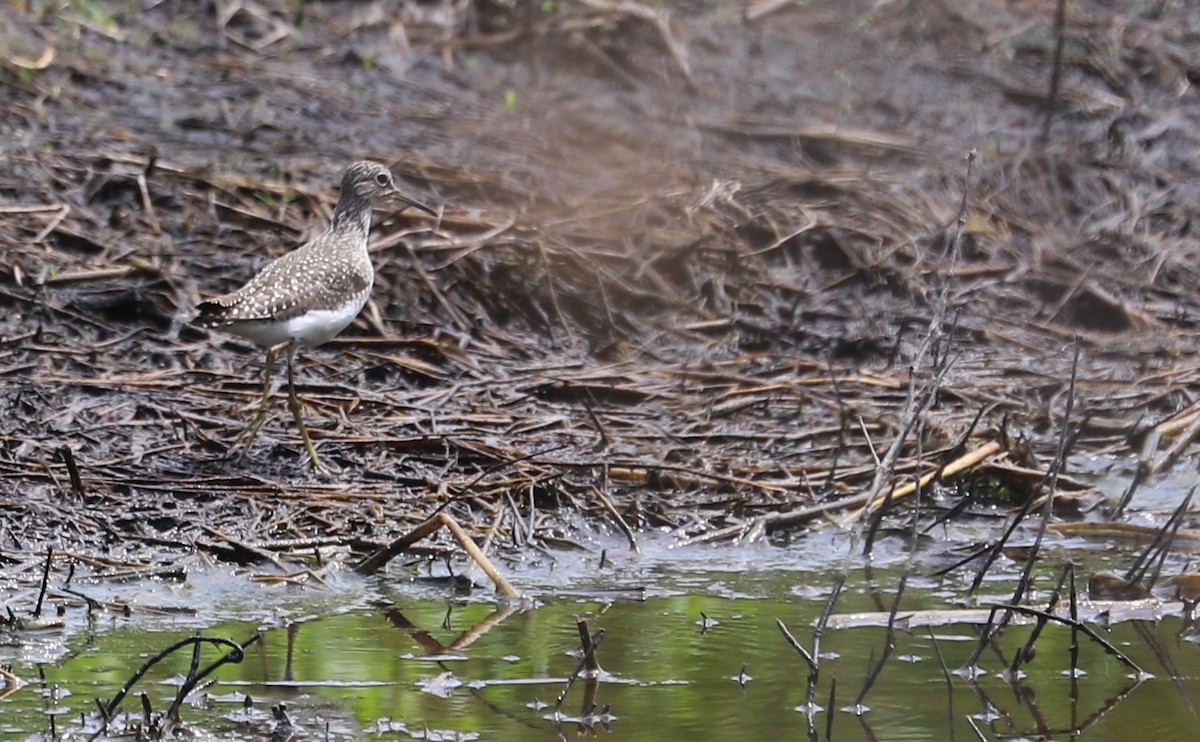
196 160 436 472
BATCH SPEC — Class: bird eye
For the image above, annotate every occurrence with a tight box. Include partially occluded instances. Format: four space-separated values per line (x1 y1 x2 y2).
374 172 390 186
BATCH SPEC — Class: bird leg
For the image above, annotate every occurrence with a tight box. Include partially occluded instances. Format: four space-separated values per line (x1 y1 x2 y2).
236 343 284 462
285 343 339 474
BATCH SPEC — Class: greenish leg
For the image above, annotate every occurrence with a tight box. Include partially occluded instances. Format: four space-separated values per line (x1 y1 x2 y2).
236 343 284 462
285 344 339 474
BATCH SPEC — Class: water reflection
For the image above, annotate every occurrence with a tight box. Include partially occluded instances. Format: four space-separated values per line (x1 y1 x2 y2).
2 562 1199 740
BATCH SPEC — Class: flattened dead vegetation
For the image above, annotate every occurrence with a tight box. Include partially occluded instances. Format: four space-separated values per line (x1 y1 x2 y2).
2 1 1200 579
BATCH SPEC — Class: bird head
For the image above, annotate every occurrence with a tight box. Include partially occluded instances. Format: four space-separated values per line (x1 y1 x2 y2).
344 160 436 216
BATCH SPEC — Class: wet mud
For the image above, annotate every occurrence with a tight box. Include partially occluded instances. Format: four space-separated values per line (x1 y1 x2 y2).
2 1 1200 583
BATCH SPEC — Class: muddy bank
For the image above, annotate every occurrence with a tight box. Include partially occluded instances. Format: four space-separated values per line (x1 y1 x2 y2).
2 1 1200 584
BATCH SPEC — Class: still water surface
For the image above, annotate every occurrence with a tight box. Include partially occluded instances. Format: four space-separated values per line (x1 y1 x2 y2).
2 531 1198 740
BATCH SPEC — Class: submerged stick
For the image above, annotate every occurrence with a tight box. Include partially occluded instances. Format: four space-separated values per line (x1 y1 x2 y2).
1117 402 1200 516
927 627 955 728
989 603 1143 674
354 516 446 575
1009 562 1073 678
577 618 603 677
554 629 607 715
858 428 929 703
101 633 260 721
439 512 520 599
1125 488 1195 590
594 485 639 553
842 440 1002 522
686 438 1002 546
355 512 520 598
788 150 979 718
33 548 52 619
963 339 1082 670
775 618 817 671
164 633 261 723
0 666 22 702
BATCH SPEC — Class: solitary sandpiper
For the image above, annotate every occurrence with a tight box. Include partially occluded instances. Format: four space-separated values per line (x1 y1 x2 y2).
196 160 436 472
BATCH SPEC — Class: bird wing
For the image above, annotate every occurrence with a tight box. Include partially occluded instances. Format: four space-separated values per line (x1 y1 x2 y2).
196 237 371 326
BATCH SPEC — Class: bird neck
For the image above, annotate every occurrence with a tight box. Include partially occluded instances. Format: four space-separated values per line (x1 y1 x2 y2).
330 192 374 238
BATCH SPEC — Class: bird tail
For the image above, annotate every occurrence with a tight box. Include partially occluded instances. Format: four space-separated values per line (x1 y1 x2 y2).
194 300 228 328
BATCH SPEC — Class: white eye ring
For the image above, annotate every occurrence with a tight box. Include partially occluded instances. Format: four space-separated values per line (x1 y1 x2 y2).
374 172 390 186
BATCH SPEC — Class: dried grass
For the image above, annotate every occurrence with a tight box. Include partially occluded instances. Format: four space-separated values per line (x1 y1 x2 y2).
2 0 1199 573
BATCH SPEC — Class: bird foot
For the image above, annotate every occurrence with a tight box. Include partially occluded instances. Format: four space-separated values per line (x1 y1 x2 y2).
305 447 342 475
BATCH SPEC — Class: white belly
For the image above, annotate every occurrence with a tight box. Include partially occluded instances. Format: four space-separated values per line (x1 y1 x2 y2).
232 299 366 349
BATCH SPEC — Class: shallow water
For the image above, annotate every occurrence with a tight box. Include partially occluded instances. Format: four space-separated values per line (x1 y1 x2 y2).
3 523 1199 741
